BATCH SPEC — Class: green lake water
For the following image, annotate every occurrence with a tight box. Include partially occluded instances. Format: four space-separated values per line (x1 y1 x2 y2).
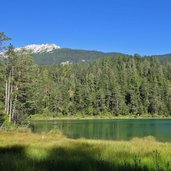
31 119 171 142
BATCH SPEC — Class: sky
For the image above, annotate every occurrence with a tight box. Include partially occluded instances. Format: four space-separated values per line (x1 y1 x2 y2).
1 0 171 55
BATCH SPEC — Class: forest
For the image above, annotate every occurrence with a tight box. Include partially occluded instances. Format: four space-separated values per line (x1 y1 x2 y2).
0 40 171 123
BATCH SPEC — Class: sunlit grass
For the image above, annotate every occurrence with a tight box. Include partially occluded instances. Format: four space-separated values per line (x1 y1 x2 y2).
0 132 171 171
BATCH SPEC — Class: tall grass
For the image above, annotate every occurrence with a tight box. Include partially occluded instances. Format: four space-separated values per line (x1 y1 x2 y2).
0 132 171 171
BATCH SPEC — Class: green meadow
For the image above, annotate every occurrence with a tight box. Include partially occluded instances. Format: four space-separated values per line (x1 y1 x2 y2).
0 131 171 171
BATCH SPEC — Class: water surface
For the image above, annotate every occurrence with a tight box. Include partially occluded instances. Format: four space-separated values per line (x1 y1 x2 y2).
31 119 171 142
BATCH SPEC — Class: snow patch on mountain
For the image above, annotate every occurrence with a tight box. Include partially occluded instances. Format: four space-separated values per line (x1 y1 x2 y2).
15 44 60 54
0 44 61 58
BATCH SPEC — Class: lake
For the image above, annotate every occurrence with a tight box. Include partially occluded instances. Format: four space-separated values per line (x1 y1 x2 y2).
31 119 171 142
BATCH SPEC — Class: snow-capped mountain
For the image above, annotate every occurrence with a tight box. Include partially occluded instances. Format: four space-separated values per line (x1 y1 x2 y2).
0 44 61 58
0 43 124 64
1 44 171 65
15 44 60 54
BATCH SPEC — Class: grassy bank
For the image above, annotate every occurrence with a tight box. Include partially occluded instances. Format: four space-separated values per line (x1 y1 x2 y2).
0 132 171 171
30 113 171 120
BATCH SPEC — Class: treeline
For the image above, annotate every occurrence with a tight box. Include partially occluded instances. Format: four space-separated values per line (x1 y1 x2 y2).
0 50 171 122
39 56 171 116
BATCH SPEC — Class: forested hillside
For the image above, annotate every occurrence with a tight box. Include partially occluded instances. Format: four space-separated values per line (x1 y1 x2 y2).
1 44 171 65
20 48 171 64
32 48 123 64
156 54 171 62
37 56 171 116
0 50 171 122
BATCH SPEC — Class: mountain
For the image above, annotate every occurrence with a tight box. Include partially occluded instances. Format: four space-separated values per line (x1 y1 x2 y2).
0 44 125 64
155 54 171 62
1 43 171 64
29 47 171 64
32 48 124 65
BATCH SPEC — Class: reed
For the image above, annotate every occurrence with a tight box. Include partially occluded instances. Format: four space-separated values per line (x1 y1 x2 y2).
0 132 171 171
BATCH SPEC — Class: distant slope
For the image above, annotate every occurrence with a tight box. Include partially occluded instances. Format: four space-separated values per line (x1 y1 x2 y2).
148 53 171 62
0 56 3 61
32 48 171 65
32 48 124 65
1 43 171 64
156 54 171 62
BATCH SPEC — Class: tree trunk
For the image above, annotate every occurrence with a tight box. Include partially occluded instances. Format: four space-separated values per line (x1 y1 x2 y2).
5 80 8 112
7 77 11 116
12 85 18 122
9 84 13 122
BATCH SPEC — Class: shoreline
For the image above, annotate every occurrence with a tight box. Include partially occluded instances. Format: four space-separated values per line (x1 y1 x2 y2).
30 114 171 121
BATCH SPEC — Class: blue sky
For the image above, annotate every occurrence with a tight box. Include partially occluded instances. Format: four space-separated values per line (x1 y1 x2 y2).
1 0 171 55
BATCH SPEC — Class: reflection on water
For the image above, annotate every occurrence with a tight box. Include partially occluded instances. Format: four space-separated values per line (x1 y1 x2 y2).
31 119 171 142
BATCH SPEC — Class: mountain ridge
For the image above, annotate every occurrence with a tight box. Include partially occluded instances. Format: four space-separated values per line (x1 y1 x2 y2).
0 44 171 64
